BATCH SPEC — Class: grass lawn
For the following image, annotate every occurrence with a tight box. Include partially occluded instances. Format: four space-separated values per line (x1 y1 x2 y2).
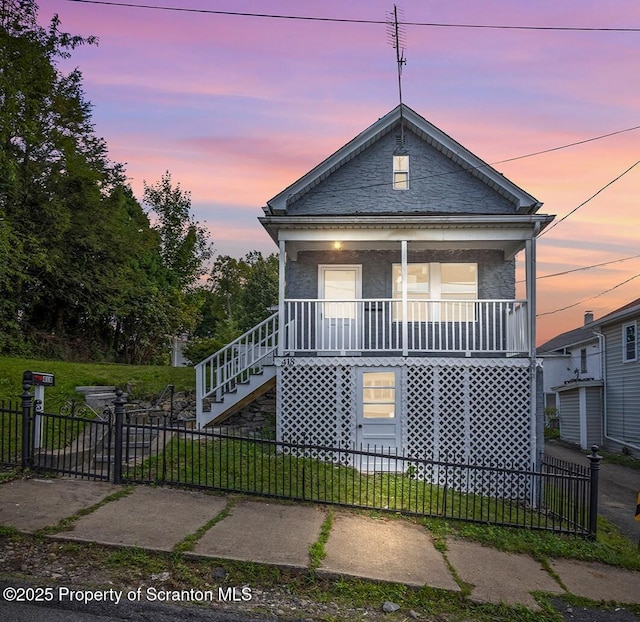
0 356 196 405
124 434 596 543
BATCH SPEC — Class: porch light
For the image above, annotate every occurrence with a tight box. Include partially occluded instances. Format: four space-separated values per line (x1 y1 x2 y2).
333 241 342 250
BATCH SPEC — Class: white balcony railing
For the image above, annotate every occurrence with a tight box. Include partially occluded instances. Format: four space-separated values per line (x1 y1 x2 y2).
195 313 279 427
283 299 528 355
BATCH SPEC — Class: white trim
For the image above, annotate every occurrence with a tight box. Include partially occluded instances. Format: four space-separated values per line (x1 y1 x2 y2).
393 154 409 190
622 321 637 363
318 264 362 299
265 104 542 214
578 386 588 449
356 367 402 451
278 241 286 356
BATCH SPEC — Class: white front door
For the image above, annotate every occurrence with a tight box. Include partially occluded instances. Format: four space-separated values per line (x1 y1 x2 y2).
318 265 362 352
356 369 401 471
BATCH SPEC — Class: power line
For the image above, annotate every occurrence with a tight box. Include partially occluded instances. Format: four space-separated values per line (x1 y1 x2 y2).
517 253 640 283
291 124 640 199
65 1 640 32
537 273 640 317
492 125 640 165
539 160 640 237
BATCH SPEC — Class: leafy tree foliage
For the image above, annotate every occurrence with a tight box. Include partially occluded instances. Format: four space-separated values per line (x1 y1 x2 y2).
183 252 279 364
0 2 214 363
143 171 213 291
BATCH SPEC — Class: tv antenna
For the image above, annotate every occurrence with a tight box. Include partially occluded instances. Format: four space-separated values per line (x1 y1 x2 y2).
387 5 407 144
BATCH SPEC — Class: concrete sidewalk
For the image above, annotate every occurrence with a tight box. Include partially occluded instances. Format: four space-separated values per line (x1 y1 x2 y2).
1 477 639 611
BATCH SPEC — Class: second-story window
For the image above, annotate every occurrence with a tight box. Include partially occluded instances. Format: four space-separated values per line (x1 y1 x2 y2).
393 155 409 190
580 348 587 373
623 321 637 363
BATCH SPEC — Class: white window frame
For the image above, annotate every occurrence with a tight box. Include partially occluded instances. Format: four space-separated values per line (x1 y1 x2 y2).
392 262 478 321
393 155 409 190
622 321 637 363
580 348 587 373
358 368 399 420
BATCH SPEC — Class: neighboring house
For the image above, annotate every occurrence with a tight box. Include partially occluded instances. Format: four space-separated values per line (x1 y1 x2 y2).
195 104 553 472
539 299 640 457
593 298 640 457
537 312 603 449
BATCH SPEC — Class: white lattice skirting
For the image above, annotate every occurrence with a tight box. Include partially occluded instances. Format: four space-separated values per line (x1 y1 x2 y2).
276 357 534 479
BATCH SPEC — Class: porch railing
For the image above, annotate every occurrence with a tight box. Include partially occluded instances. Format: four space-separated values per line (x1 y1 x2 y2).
195 312 279 427
283 299 528 354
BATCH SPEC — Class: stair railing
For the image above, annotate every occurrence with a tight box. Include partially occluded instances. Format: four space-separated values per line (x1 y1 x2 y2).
195 312 279 428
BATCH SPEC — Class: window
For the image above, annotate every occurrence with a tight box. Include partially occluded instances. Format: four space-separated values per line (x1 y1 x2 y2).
392 262 477 321
623 322 637 363
393 155 409 190
580 348 587 373
362 371 396 419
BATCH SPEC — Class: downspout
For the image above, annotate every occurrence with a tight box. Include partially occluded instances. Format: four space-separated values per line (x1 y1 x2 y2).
595 330 606 448
596 329 640 452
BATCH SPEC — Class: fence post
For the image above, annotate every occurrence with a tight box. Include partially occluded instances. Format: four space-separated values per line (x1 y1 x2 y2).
587 445 602 539
20 382 33 470
112 389 126 484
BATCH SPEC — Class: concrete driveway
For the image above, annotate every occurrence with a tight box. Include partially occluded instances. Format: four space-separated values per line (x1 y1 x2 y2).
544 441 640 542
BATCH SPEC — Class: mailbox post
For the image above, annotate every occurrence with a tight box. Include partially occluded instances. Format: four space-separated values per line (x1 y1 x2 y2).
22 371 55 449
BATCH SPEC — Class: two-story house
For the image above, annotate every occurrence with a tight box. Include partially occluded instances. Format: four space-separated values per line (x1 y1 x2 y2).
538 298 640 455
538 312 603 449
540 300 640 457
196 104 553 473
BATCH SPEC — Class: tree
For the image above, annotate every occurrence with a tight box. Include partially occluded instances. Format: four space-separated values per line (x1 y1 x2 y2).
0 3 210 363
0 0 106 355
236 252 279 332
143 171 213 291
184 251 279 364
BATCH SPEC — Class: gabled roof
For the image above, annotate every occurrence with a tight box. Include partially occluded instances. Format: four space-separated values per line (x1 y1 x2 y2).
592 297 640 327
537 297 640 355
263 104 542 216
537 323 599 355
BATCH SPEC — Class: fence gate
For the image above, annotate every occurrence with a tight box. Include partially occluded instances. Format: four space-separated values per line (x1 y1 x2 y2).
23 388 114 481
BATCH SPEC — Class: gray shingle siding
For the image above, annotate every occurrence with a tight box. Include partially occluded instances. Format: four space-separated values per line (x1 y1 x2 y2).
286 129 517 216
602 315 640 451
285 249 515 300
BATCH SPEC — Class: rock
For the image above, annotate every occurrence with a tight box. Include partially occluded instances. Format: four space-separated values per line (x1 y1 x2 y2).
211 566 228 579
408 610 421 619
382 601 401 613
151 571 170 581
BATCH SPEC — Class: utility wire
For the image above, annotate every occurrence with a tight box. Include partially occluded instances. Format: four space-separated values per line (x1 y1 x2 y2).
65 1 640 32
517 253 640 283
537 273 640 317
492 125 640 165
539 160 640 237
294 125 640 198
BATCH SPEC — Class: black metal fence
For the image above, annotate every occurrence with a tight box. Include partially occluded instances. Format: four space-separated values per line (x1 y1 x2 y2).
1 384 601 538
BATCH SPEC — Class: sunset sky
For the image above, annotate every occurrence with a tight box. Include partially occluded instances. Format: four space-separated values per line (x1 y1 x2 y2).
40 0 640 344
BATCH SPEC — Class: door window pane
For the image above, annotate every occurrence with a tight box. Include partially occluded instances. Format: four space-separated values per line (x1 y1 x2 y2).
362 371 396 419
322 268 358 319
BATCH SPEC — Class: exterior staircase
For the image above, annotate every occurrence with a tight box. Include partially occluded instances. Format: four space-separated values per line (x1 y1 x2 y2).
195 313 279 429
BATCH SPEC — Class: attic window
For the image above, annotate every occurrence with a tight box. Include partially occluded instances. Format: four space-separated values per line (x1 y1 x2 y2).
393 154 409 190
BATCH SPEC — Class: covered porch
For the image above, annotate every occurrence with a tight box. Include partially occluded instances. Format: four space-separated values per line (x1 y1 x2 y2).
266 215 548 358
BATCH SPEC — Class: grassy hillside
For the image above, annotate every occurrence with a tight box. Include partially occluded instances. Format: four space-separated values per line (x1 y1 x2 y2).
0 356 195 405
